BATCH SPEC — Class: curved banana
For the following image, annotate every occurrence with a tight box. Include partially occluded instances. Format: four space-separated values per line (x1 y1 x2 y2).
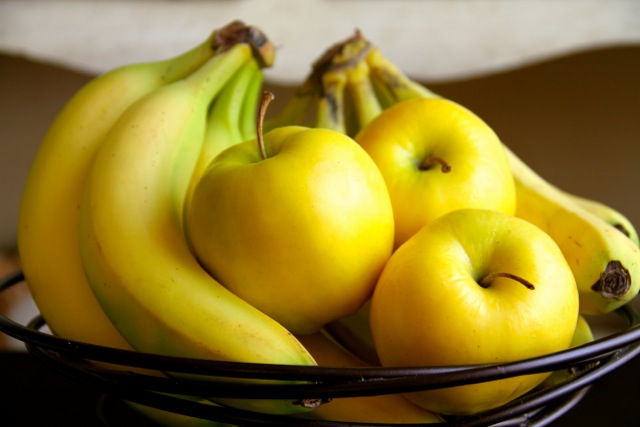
565 193 640 247
78 40 317 415
17 25 225 349
296 331 443 424
505 146 640 314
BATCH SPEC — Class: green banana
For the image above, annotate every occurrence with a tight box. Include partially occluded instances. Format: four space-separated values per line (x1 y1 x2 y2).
17 25 226 350
78 38 318 416
184 58 262 221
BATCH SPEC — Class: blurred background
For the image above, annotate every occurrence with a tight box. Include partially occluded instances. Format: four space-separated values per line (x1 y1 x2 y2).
1 0 639 349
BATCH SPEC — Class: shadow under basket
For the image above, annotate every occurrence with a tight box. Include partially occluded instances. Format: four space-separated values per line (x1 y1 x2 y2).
2 269 640 427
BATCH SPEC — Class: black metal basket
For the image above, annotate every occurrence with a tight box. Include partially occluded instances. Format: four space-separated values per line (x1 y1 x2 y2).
2 269 640 427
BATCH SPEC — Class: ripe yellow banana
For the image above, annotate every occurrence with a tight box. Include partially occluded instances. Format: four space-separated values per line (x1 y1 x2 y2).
564 193 640 247
17 25 225 349
77 39 317 415
504 147 640 314
296 330 443 424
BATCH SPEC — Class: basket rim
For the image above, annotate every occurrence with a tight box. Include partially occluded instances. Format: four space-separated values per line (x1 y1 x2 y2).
3 268 640 426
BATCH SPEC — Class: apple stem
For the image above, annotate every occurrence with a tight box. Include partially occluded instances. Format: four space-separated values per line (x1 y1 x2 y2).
257 90 275 160
479 272 536 290
420 156 452 173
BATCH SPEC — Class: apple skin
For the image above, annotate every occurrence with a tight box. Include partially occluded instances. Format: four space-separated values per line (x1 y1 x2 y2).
355 97 516 248
186 126 395 335
369 208 579 415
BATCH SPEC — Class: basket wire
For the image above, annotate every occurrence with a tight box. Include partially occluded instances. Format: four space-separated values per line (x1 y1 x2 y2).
2 269 640 426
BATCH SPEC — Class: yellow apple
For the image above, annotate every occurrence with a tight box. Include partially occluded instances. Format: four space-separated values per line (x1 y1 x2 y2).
369 208 579 415
186 125 394 335
355 97 516 248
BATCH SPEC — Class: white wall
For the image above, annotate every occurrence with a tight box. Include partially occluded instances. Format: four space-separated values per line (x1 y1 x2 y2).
1 0 639 84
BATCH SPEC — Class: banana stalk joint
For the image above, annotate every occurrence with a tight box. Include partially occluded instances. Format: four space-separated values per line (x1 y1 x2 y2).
212 20 275 68
591 260 631 300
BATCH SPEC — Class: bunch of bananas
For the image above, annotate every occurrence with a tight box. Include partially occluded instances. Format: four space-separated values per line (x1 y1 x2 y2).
18 21 321 421
16 21 640 425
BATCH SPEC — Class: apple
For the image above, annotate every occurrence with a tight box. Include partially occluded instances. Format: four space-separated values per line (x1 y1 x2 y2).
355 97 516 248
186 123 395 335
369 208 579 415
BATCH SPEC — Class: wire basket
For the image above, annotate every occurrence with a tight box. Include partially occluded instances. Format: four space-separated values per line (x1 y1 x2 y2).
2 269 640 427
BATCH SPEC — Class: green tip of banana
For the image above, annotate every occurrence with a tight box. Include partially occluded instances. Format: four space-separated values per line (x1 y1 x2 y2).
212 20 275 68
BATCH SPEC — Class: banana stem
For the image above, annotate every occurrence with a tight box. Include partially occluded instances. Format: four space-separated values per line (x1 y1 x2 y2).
213 20 275 68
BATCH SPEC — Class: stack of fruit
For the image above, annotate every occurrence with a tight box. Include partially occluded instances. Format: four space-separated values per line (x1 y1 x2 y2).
16 22 640 424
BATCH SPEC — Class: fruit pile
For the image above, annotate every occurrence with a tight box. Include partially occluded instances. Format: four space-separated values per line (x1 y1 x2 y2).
17 21 640 424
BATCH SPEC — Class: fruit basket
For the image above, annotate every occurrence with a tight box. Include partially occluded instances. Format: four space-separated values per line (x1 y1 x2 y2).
2 269 640 426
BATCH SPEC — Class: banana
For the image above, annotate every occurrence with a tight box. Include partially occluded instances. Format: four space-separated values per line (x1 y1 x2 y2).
505 146 640 314
77 37 318 415
316 67 348 134
296 330 443 424
344 59 382 136
184 58 262 221
125 397 234 427
564 193 640 247
538 315 595 389
17 25 226 350
324 299 380 366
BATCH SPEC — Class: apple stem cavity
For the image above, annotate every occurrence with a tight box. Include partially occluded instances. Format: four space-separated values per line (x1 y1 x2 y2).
420 156 452 173
257 91 275 161
479 272 536 290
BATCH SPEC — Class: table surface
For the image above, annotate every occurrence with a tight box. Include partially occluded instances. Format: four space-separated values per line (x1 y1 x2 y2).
1 348 639 426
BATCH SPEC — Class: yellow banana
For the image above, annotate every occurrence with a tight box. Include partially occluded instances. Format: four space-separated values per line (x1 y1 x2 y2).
505 146 640 314
128 55 267 424
78 39 317 415
316 68 348 133
17 25 227 349
296 331 443 424
80 38 314 412
564 193 640 247
343 59 382 136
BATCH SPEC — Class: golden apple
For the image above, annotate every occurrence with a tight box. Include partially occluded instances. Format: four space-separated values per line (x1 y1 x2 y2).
355 97 516 248
369 208 579 415
186 125 394 334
